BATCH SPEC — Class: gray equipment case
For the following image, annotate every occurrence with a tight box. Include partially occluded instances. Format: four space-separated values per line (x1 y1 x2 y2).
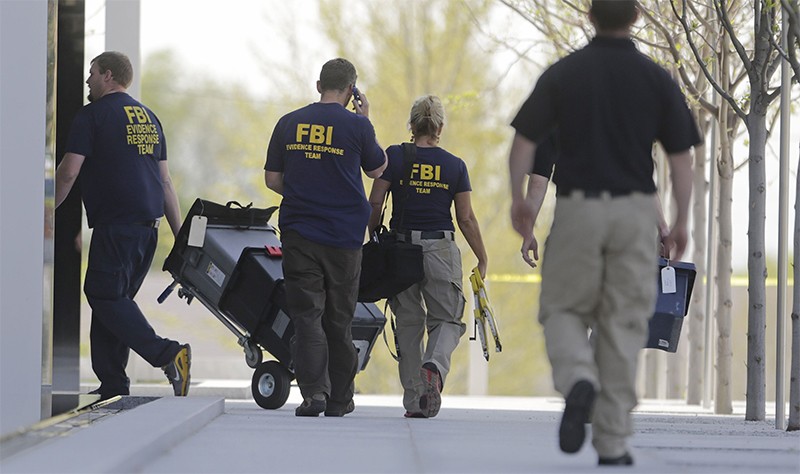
160 199 386 409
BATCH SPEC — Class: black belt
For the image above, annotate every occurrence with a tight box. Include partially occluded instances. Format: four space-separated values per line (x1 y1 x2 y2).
136 219 160 228
556 189 632 199
398 230 454 241
96 220 160 228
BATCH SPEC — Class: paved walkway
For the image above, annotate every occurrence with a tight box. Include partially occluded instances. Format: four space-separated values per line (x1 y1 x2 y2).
2 385 798 474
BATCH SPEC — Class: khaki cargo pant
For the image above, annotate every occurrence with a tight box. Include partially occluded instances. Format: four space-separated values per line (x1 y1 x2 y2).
390 233 466 413
539 192 658 458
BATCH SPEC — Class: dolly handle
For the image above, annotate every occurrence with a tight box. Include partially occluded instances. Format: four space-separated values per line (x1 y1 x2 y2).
157 280 178 304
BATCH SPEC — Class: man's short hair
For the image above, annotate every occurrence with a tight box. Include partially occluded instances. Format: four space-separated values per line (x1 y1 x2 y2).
91 51 133 88
319 58 357 92
590 0 638 31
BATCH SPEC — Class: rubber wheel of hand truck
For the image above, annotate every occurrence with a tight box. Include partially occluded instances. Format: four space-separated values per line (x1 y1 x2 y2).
244 340 263 368
251 360 291 409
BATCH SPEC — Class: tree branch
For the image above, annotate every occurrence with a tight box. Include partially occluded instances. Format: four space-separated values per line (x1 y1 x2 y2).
781 0 800 81
766 46 785 85
634 35 671 53
753 2 783 106
765 86 783 103
671 0 747 120
732 67 749 89
686 0 716 32
498 0 587 56
639 3 716 113
716 0 754 73
785 0 800 38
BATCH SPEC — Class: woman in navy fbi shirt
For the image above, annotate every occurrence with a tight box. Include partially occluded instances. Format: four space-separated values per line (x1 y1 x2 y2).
367 95 488 418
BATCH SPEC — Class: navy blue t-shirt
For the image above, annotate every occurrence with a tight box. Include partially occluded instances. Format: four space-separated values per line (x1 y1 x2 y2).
379 144 471 232
511 36 702 194
65 92 167 228
265 102 385 249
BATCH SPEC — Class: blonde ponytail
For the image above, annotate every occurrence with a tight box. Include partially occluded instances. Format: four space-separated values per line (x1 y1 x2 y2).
408 95 445 142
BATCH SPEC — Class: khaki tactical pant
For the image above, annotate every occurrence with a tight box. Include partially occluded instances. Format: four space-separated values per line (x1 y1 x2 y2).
390 234 466 413
539 192 658 458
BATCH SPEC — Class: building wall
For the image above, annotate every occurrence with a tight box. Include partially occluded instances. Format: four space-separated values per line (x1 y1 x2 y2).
0 0 48 436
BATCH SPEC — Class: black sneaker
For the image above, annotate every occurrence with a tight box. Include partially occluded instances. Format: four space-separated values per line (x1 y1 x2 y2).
88 387 128 400
599 452 634 466
559 380 596 453
324 399 355 417
419 363 442 418
296 393 326 417
162 344 191 396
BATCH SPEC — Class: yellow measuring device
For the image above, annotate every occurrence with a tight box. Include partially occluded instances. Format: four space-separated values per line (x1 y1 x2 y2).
469 266 502 360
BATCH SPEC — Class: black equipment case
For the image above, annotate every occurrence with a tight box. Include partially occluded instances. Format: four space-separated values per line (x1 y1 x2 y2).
160 199 386 409
645 258 697 352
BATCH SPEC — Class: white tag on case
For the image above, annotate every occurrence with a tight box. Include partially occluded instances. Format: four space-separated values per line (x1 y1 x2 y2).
187 215 207 247
661 265 676 294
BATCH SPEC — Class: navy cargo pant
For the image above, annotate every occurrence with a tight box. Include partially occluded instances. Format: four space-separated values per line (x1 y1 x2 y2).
281 230 360 409
84 223 180 397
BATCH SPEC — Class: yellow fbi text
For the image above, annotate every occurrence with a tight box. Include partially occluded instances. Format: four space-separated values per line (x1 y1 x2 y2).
408 163 448 194
290 123 345 158
123 106 159 155
296 123 332 144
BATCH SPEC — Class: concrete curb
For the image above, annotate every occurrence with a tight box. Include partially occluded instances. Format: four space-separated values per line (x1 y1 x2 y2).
2 397 224 473
80 380 253 400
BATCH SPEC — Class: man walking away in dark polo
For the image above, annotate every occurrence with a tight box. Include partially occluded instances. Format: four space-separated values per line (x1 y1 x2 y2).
508 1 700 466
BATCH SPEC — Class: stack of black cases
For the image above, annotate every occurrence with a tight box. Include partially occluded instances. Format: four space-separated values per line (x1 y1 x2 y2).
161 199 386 409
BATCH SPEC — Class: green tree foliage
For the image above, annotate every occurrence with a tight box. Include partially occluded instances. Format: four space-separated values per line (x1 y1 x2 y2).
137 2 555 397
140 50 286 263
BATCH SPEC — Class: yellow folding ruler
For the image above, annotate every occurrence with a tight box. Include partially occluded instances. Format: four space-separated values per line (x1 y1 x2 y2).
468 267 502 360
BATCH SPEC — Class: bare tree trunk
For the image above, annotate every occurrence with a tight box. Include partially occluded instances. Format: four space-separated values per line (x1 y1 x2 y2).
667 335 687 398
644 351 664 398
687 112 710 405
788 146 800 432
715 105 734 415
646 147 670 399
657 144 687 400
741 0 785 423
745 111 768 421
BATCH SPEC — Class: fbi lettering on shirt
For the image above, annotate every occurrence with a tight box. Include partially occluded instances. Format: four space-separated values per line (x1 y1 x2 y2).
290 123 345 159
124 106 159 155
408 163 450 194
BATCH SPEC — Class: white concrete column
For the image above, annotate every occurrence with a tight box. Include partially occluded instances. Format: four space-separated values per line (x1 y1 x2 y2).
0 0 48 436
105 0 141 99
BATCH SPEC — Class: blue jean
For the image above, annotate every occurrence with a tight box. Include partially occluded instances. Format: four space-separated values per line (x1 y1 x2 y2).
84 223 180 396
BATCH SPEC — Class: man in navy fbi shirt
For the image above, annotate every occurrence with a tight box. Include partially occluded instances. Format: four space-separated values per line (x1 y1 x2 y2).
508 0 700 466
55 51 190 400
265 58 387 417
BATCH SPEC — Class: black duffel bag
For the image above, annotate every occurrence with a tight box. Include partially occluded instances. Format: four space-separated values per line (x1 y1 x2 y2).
358 142 424 302
163 199 278 274
358 225 423 303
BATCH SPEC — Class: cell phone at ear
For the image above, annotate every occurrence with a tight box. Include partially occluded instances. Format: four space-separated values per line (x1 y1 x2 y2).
352 86 362 105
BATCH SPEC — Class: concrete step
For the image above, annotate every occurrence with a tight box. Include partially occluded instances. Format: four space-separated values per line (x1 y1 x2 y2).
2 397 224 473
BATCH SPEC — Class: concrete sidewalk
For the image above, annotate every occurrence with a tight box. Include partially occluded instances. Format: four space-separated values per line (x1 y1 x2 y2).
2 386 798 474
